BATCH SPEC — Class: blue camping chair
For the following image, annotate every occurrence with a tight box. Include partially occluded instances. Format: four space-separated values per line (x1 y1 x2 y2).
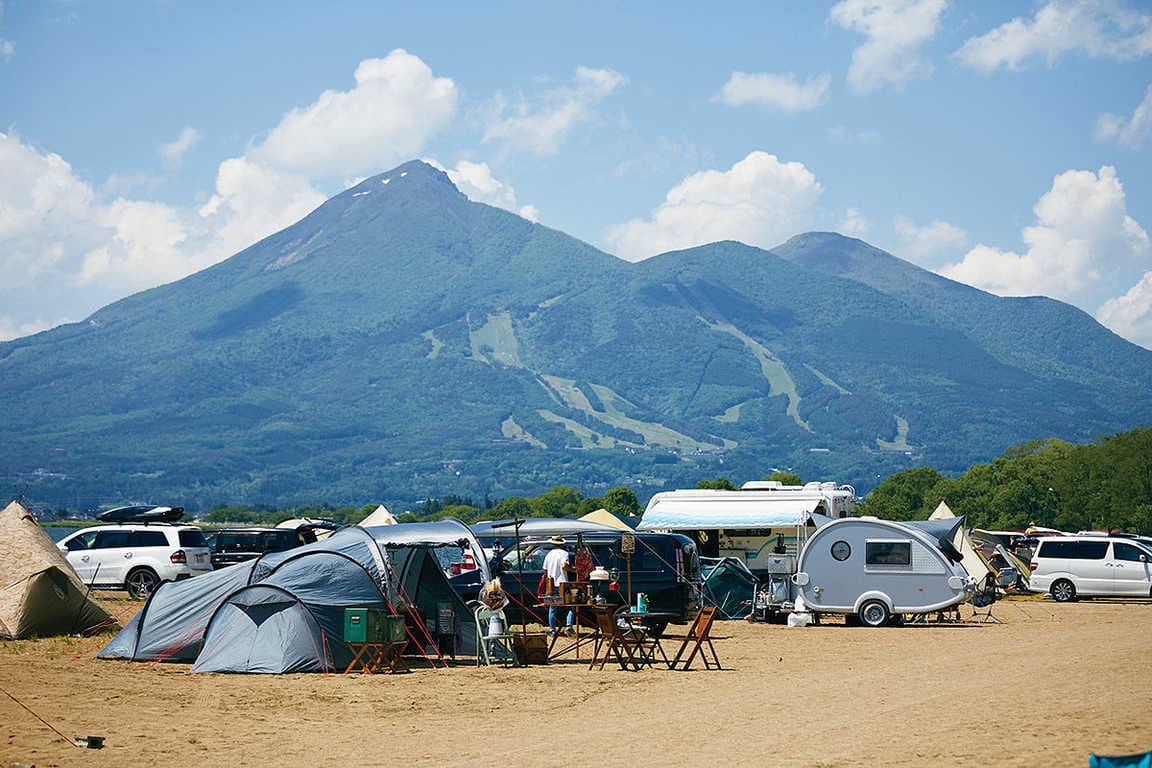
1090 751 1152 767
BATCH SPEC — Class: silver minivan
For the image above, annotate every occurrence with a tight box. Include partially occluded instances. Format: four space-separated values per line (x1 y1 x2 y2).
1028 536 1152 602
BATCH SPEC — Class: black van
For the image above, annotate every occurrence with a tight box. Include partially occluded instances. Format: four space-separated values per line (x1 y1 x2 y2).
449 529 702 627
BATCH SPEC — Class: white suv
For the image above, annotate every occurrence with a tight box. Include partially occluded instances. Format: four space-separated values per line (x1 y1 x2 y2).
57 524 213 598
1028 535 1152 602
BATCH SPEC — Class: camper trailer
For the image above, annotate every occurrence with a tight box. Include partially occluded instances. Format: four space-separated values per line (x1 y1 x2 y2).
792 517 974 626
638 481 855 572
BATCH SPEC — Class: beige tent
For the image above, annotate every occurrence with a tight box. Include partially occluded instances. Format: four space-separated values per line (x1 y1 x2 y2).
0 501 117 639
578 508 635 531
929 501 992 582
359 504 398 526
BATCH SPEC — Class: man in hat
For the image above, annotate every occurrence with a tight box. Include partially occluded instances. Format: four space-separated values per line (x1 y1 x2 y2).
543 535 575 636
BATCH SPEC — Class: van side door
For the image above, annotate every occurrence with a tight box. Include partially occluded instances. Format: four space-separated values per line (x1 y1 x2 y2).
1072 540 1112 595
1111 542 1152 597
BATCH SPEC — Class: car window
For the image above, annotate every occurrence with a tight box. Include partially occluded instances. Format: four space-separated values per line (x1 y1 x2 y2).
130 530 169 547
1075 541 1109 559
1114 542 1150 562
179 529 208 548
65 531 98 551
92 530 133 549
218 533 256 552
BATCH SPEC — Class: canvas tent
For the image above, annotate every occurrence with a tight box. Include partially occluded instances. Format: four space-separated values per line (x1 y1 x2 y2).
360 504 398 526
578 508 636 531
0 500 116 639
925 502 991 582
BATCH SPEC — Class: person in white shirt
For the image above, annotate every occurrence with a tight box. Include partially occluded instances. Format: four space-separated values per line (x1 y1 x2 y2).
543 536 575 636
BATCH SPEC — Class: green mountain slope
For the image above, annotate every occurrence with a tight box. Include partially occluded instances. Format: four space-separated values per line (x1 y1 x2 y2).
2 162 1149 511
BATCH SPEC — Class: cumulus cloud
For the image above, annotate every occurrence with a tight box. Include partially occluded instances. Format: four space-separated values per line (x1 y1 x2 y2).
254 50 457 177
839 208 870 238
483 66 626 155
426 158 539 222
606 151 823 261
939 166 1149 307
159 127 199 164
894 215 968 265
829 0 948 93
0 50 459 339
1098 273 1152 348
1 40 13 62
716 72 831 111
955 0 1152 71
1095 82 1152 148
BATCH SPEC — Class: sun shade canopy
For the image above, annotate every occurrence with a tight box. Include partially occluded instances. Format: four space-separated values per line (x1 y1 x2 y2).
638 491 834 531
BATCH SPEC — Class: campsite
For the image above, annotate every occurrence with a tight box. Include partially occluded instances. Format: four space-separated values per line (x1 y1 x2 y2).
2 596 1151 767
2 499 1151 767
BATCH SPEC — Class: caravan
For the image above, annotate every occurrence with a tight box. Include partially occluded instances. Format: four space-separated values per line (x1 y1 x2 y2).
792 517 975 626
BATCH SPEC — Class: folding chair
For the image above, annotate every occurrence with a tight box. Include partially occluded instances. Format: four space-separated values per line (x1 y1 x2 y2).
1089 751 1152 768
475 605 518 667
588 606 644 671
668 606 721 670
969 571 1005 624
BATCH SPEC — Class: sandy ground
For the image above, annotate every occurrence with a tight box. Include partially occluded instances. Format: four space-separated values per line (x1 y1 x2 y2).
2 595 1150 768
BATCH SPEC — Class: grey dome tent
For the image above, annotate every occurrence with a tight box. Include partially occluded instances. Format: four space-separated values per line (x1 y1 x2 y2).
99 559 257 662
0 500 116 639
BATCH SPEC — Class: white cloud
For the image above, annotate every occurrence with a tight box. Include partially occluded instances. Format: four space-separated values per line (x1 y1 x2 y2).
159 127 199 164
254 49 457 178
606 151 823 261
1 40 13 62
1097 272 1152 348
894 215 968 265
716 72 831 111
839 208 870 238
829 0 948 93
197 157 326 264
483 66 626 155
427 158 539 222
955 0 1152 72
939 166 1149 306
1095 82 1152 148
0 51 458 339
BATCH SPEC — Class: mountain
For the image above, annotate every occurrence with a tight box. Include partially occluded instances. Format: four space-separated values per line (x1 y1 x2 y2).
2 160 1150 511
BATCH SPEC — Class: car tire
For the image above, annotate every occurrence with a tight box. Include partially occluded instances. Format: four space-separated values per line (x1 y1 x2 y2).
858 599 891 627
125 567 160 600
1050 579 1076 603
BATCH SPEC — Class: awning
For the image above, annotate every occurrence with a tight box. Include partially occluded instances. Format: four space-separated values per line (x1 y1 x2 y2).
637 492 831 531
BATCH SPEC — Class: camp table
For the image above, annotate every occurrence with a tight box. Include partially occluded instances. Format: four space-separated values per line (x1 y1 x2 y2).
344 641 409 674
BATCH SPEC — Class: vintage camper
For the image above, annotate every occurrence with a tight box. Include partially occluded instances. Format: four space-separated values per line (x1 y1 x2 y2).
792 517 974 626
638 481 856 572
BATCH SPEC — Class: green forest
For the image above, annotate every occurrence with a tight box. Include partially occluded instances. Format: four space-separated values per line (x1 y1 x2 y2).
858 427 1152 534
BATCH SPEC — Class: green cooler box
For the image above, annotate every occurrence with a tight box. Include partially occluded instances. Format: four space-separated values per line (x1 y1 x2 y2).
344 608 405 643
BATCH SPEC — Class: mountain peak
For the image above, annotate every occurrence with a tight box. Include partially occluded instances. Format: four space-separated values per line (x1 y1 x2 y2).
341 159 463 201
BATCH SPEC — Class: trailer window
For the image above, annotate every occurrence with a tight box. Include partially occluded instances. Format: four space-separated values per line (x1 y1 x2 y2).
865 541 911 566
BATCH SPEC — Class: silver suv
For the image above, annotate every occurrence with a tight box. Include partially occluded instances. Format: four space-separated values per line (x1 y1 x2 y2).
57 523 213 598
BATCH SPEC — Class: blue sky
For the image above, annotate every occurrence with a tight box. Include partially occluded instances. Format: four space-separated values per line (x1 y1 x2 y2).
2 0 1150 347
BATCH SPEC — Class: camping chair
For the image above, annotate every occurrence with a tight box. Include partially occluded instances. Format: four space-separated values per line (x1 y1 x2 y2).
968 571 1005 624
667 606 721 671
588 606 645 671
1090 752 1152 768
474 604 518 667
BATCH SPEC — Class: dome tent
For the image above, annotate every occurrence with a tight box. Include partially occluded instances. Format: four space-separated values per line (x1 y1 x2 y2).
0 500 116 639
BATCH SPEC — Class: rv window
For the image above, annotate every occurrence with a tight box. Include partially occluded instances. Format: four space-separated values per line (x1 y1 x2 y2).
865 541 911 566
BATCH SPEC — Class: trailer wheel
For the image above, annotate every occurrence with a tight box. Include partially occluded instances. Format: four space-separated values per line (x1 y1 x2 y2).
858 599 890 627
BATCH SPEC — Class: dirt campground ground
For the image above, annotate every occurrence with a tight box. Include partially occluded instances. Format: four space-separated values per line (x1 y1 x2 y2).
2 595 1150 768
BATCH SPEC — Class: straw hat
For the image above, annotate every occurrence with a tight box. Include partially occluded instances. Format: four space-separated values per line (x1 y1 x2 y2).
549 535 567 546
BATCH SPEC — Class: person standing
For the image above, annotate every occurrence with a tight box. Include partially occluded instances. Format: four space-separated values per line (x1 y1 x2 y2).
543 535 575 636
